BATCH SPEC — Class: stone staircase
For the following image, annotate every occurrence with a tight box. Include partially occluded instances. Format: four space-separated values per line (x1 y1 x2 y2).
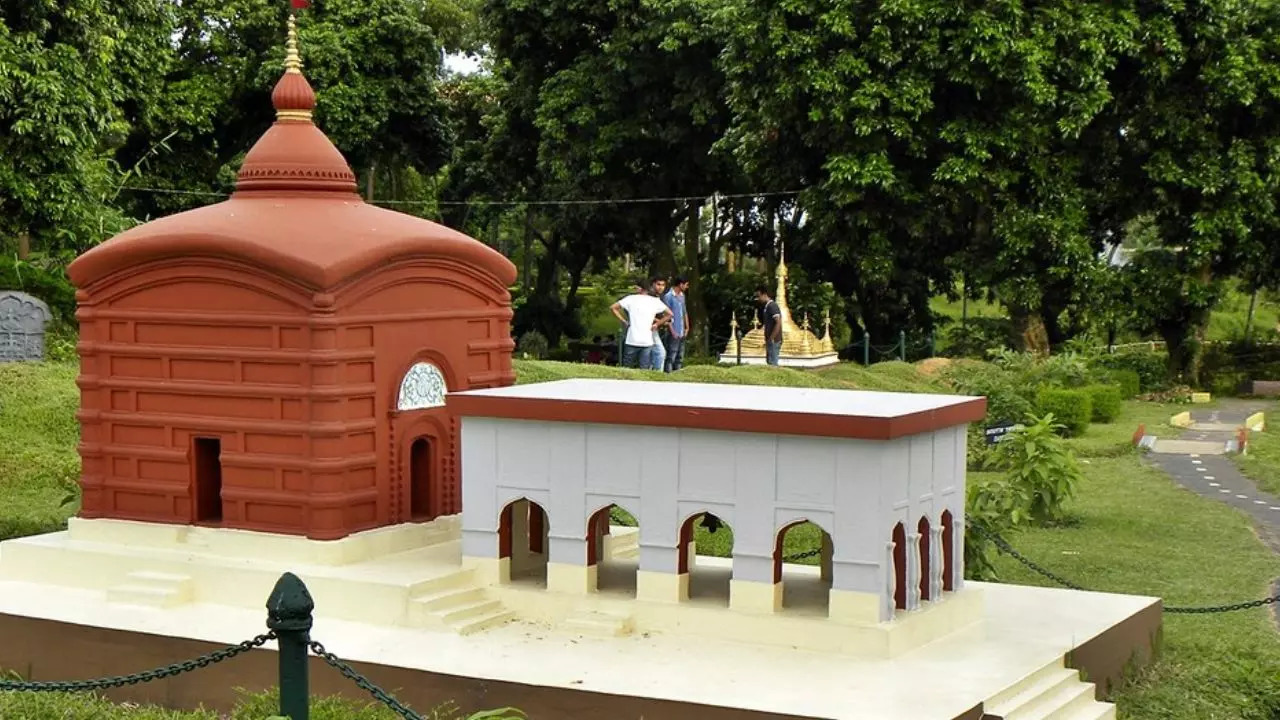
562 608 635 638
406 569 513 635
606 526 640 561
983 659 1114 720
105 571 194 608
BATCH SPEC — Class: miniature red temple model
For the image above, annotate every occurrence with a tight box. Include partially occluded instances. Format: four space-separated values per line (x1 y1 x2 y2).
65 15 516 541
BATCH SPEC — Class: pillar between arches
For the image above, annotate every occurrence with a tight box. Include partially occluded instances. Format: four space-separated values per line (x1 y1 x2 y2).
547 535 595 595
906 532 922 610
729 552 780 614
636 544 687 603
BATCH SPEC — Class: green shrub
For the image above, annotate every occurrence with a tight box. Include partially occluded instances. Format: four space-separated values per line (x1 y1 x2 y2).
1083 384 1123 423
515 330 549 359
1091 350 1169 393
984 414 1084 526
964 472 1031 580
940 360 1035 425
1034 387 1092 436
1098 368 1141 399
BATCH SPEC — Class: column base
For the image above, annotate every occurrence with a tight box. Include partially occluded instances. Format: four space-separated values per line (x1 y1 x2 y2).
636 570 688 603
462 556 510 586
828 588 885 623
547 562 598 595
729 579 781 614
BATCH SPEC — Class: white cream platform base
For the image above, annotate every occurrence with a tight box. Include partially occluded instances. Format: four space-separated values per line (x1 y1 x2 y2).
0 517 1150 719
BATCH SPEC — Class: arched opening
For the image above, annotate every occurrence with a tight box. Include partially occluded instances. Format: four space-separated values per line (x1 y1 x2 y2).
397 362 448 411
941 510 955 592
498 498 549 588
680 512 734 606
587 504 640 597
408 437 433 520
892 522 907 611
918 516 932 602
773 520 833 615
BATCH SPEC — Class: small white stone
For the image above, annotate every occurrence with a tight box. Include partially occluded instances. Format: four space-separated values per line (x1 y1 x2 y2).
1236 494 1249 499
1209 482 1221 487
1204 476 1216 480
1191 460 1203 465
1256 500 1267 505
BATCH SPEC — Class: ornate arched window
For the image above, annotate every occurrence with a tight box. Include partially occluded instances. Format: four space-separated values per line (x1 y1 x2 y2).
397 362 448 411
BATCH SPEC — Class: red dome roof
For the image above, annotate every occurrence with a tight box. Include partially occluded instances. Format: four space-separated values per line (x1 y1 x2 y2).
69 18 515 291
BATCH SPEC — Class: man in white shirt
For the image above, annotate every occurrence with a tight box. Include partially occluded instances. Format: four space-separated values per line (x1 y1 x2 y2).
611 277 671 369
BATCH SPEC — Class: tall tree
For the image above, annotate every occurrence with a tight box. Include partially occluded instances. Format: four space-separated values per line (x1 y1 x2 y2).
0 0 172 262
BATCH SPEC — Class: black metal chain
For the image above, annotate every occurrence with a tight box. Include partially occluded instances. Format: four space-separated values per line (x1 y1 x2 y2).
782 548 822 562
972 523 1280 614
308 639 427 720
0 632 276 692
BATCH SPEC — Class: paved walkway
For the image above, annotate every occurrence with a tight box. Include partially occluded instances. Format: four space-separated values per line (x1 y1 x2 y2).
1142 399 1280 622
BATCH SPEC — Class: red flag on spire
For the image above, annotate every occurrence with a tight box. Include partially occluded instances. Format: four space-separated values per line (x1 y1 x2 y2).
291 0 310 8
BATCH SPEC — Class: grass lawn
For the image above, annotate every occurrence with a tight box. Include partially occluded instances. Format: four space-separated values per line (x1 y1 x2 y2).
984 454 1280 719
1236 403 1280 496
3 359 1280 719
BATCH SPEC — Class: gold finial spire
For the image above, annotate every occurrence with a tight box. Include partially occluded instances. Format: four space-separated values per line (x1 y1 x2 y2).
284 13 303 74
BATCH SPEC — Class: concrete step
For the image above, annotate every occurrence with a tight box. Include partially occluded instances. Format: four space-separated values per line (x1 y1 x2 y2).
563 609 634 638
1055 700 1116 720
406 568 475 596
105 571 194 608
987 665 1078 718
1014 680 1095 720
1148 439 1228 455
413 586 486 612
453 609 515 636
984 660 1066 712
437 598 506 625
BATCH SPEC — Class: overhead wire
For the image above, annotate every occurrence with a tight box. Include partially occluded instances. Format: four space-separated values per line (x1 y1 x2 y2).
113 185 806 207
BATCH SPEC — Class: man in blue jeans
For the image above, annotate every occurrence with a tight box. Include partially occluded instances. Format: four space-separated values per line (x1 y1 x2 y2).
755 284 782 366
662 275 690 373
611 278 671 369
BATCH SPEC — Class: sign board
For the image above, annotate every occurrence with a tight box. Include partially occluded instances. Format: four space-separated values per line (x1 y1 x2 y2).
983 420 1020 445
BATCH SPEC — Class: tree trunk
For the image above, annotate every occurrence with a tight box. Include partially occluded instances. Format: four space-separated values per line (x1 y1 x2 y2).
1008 305 1051 355
682 200 707 356
522 207 534 295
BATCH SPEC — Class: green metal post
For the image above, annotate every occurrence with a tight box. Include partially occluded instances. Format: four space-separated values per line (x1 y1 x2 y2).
616 328 625 367
267 572 314 720
862 331 870 366
898 330 906 361
928 332 935 358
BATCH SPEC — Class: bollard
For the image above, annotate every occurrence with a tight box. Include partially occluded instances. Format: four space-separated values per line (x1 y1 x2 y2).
898 330 906 361
267 572 315 720
862 331 870 366
736 328 742 365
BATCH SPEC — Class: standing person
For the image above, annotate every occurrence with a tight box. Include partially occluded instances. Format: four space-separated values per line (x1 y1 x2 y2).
611 279 671 369
662 276 690 373
648 276 670 371
756 284 783 366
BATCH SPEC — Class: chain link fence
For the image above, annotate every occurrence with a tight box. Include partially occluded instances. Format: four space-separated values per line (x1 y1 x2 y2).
0 573 519 720
969 523 1280 614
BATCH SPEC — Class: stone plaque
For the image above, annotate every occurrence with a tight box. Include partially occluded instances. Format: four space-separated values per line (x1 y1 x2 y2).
0 291 52 362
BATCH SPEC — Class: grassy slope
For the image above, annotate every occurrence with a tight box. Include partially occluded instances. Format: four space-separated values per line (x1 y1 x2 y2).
3 360 1280 719
985 455 1280 720
1236 405 1280 496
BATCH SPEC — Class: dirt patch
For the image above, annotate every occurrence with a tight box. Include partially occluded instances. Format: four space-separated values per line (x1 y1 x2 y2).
916 357 954 376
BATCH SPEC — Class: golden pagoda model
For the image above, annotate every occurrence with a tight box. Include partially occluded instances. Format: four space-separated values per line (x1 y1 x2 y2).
719 249 839 367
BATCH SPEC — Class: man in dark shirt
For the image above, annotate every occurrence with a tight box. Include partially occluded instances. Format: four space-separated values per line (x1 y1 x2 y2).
755 284 782 366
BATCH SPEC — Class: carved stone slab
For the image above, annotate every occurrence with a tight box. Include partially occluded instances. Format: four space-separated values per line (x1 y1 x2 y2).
0 291 52 362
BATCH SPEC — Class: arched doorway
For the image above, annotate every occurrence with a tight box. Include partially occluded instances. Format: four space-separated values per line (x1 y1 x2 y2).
408 437 432 520
679 512 734 606
774 520 833 615
918 516 932 602
587 504 640 596
941 510 955 591
498 498 549 588
892 522 907 611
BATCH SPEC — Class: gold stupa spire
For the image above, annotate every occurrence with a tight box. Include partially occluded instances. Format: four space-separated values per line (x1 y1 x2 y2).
717 244 838 367
284 14 303 74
